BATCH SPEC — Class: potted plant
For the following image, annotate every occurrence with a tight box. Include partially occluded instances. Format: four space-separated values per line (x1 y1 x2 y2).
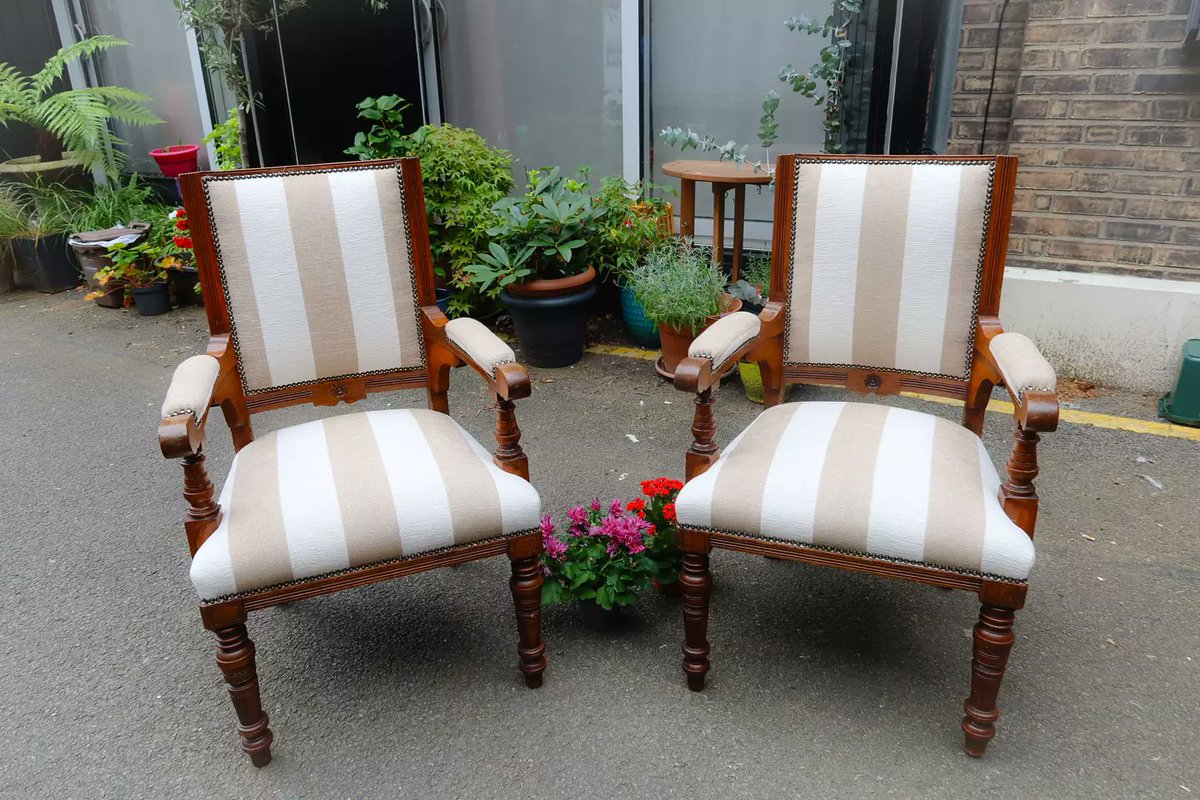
626 239 742 379
540 498 661 631
466 167 600 367
726 250 773 402
89 217 190 315
346 96 514 318
149 144 201 178
0 36 162 184
589 177 674 347
70 175 166 306
164 208 201 305
3 182 89 293
625 476 685 594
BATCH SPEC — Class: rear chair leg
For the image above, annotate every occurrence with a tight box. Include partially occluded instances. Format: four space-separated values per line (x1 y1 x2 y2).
214 623 273 767
680 552 712 691
508 554 547 688
962 603 1017 756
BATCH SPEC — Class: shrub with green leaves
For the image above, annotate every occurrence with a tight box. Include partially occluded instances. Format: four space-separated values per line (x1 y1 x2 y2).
75 175 172 233
589 177 674 280
627 239 726 334
203 108 242 170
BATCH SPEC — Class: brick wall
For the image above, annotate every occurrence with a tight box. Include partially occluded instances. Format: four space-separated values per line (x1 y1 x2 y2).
947 0 1200 280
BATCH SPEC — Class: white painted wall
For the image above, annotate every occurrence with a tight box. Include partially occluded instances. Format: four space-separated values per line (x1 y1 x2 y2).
1000 267 1200 392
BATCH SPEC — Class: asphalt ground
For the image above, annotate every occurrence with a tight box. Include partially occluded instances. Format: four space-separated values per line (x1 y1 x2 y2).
2 289 1197 799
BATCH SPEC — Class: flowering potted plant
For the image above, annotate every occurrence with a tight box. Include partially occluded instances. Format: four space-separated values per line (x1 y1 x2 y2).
165 208 201 305
540 498 659 630
87 212 192 315
625 476 685 592
466 167 601 367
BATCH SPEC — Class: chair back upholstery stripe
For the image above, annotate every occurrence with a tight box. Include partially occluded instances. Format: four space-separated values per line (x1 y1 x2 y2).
202 163 424 394
785 158 995 380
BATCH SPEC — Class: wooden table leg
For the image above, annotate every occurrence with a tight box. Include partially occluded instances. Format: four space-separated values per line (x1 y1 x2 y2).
732 185 746 283
679 178 696 240
712 184 726 267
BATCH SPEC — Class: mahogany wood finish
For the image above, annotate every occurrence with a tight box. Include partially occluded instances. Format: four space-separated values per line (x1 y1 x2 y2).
669 154 1056 756
166 158 544 767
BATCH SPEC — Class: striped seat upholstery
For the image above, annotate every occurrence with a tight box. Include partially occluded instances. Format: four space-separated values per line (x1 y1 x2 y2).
785 159 994 379
190 409 541 600
202 164 424 394
675 402 1035 580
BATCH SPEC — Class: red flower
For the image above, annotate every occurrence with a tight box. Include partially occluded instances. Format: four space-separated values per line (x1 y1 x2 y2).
175 208 187 219
663 503 677 523
641 476 684 498
173 235 193 249
175 219 189 231
626 498 646 514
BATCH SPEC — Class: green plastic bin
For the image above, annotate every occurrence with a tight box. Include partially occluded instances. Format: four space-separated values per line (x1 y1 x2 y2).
1159 338 1200 427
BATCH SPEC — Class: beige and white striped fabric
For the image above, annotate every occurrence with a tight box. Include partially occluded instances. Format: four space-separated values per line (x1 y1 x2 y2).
785 160 994 379
203 164 424 393
190 409 540 600
675 401 1034 580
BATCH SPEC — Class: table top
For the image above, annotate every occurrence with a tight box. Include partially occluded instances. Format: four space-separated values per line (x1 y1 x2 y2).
661 159 774 184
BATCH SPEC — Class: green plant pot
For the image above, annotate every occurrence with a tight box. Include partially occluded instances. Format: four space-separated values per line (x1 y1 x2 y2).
1159 339 1200 427
619 284 660 348
738 361 765 404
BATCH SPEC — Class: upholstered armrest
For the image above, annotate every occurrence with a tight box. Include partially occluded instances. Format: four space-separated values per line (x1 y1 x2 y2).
688 312 761 373
162 355 221 422
444 317 516 378
976 319 1059 432
988 332 1056 400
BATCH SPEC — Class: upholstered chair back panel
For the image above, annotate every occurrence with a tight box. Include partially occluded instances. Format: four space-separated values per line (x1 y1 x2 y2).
202 164 425 394
784 159 995 380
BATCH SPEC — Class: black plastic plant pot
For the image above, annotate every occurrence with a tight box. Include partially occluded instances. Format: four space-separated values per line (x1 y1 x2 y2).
131 282 171 316
13 234 80 293
577 599 630 632
500 282 597 368
167 267 202 307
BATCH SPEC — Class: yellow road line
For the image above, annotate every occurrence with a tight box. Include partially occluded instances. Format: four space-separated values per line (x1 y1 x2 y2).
582 342 1200 441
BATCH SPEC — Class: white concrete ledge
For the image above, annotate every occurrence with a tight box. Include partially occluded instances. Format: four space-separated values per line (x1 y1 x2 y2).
1000 267 1200 392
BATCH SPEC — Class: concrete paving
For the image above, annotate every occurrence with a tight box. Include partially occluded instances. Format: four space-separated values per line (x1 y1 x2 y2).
2 288 1198 799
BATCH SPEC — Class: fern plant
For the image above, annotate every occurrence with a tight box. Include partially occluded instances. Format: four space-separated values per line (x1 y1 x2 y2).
0 35 163 177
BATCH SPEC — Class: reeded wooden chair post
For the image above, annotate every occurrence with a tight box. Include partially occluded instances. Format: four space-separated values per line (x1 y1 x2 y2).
667 154 1059 756
160 159 546 767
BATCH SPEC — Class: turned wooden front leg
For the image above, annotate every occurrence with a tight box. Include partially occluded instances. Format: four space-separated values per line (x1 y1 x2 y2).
686 388 719 480
214 623 273 767
962 604 1017 757
493 395 529 480
1001 426 1040 536
680 550 712 691
182 451 220 556
508 551 547 688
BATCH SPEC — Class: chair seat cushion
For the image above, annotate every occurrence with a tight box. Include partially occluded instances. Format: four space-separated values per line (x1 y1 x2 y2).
190 409 541 600
675 401 1035 580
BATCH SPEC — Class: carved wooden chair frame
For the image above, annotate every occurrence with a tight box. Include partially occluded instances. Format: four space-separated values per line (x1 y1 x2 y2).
671 153 1059 756
162 158 544 767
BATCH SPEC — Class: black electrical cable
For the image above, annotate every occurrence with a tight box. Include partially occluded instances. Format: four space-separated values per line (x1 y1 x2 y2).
978 0 1011 155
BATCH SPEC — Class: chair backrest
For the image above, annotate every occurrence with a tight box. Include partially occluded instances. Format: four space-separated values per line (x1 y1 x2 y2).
771 154 1016 394
182 159 433 401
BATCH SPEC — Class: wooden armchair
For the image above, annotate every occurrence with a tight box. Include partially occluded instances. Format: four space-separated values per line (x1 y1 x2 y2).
670 154 1058 756
162 159 545 767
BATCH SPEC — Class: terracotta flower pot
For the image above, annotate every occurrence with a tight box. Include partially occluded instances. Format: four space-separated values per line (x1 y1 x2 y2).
149 144 200 178
656 294 743 379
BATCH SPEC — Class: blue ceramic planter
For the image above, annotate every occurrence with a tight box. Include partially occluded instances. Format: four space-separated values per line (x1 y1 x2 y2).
620 285 660 348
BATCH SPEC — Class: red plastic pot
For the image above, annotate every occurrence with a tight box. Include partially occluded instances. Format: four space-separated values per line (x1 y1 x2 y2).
149 144 200 178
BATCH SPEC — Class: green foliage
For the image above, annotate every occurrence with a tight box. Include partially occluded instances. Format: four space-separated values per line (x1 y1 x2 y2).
626 239 726 334
660 0 861 162
202 108 241 169
344 99 514 317
75 175 170 232
0 36 163 177
343 95 412 159
728 249 773 307
465 167 599 293
0 181 90 240
589 177 674 280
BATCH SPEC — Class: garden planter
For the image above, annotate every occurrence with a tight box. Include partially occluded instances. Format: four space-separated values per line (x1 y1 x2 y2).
131 282 171 316
620 284 661 348
501 266 597 368
655 295 743 379
0 154 90 190
13 234 80 293
167 266 202 307
149 145 200 178
739 361 765 404
578 599 629 632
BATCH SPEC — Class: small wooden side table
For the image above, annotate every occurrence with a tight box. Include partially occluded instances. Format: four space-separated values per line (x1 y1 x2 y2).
661 159 773 282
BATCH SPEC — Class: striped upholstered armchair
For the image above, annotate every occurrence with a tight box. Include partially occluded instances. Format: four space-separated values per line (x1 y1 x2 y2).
670 154 1058 756
161 159 545 767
